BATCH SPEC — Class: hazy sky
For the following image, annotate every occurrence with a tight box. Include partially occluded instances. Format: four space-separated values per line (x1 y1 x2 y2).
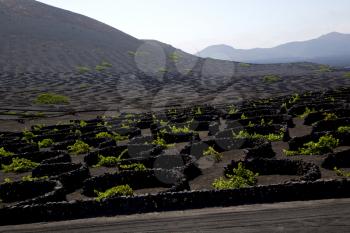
37 0 350 54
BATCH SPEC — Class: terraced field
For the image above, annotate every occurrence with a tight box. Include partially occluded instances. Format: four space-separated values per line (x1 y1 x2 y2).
1 87 350 225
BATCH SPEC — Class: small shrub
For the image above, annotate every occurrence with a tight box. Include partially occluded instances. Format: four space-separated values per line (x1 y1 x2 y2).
203 146 223 162
95 185 134 201
289 93 300 104
95 149 128 167
324 112 337 121
247 121 256 128
344 72 350 78
260 118 273 126
0 147 14 157
158 67 167 73
284 134 339 156
96 131 128 142
119 163 146 171
152 136 172 148
316 65 331 73
120 123 130 129
334 167 350 177
38 139 54 148
101 61 112 67
228 105 238 115
169 52 180 63
95 65 106 72
67 140 91 155
212 162 258 190
35 93 70 105
76 66 91 74
22 175 48 182
240 113 248 120
299 107 316 119
194 107 203 115
2 158 39 173
263 75 280 83
239 63 250 67
3 178 12 183
168 126 192 134
22 130 36 143
337 126 350 133
95 132 113 139
96 155 121 167
79 120 88 128
113 133 129 141
33 124 45 131
233 129 284 142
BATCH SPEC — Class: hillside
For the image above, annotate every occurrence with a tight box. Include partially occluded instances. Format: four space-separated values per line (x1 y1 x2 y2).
0 0 321 75
0 0 346 112
197 32 350 67
0 0 143 73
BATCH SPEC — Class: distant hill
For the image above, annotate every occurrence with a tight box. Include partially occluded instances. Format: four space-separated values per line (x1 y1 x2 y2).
0 0 320 76
197 32 350 67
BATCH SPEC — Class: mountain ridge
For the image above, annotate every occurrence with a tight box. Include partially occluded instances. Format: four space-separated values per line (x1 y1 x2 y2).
197 32 350 67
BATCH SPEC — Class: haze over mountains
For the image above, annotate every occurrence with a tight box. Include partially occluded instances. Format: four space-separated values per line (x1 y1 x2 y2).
0 0 320 75
197 32 350 67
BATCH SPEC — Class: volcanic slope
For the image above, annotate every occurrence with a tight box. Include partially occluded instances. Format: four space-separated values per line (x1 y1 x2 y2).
0 0 320 75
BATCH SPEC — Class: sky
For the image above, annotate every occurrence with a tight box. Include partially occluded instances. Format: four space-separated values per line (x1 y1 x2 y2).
37 0 350 54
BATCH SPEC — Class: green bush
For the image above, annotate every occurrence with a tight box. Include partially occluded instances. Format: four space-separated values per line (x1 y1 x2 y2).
119 163 146 171
263 75 280 83
32 124 45 131
22 175 48 182
3 178 12 183
337 126 350 133
344 72 350 78
79 120 88 128
96 155 121 167
0 147 14 157
299 107 316 119
169 52 180 63
22 130 36 143
228 105 238 115
260 118 273 126
101 61 112 67
239 63 251 67
152 135 173 148
2 158 39 173
95 149 128 167
95 132 113 139
95 65 106 72
35 93 70 105
284 134 339 156
113 133 129 141
76 66 91 74
67 140 91 155
165 125 192 134
203 146 223 162
212 162 258 190
233 129 284 142
323 112 337 121
95 132 128 142
38 139 54 148
334 167 350 177
288 93 300 104
194 107 203 115
95 185 133 201
316 65 332 73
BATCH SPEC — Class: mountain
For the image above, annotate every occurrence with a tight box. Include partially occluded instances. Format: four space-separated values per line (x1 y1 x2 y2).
0 0 319 76
197 32 350 67
0 0 147 72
